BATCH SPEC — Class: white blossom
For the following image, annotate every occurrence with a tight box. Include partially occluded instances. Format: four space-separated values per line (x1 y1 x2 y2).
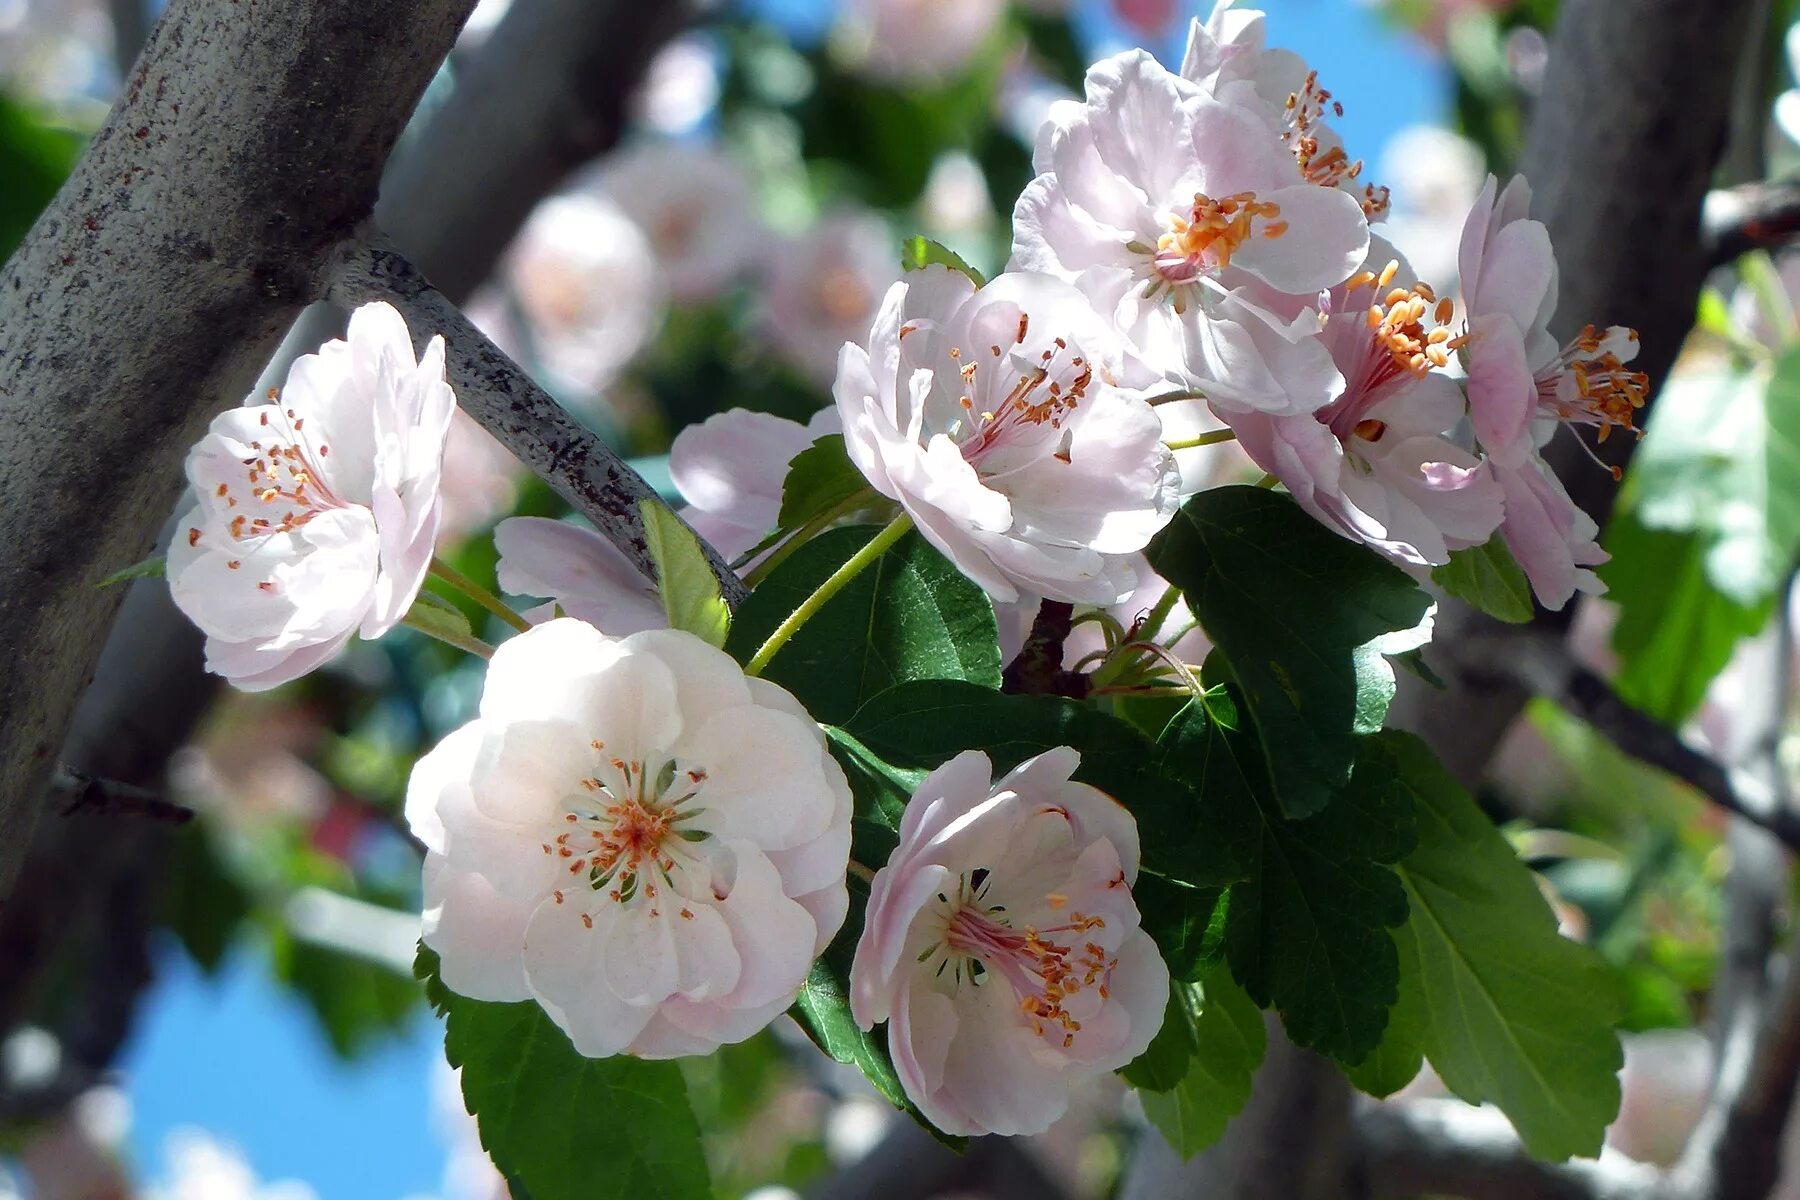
409 619 851 1059
759 209 899 388
835 266 1180 605
168 302 455 690
596 142 764 303
850 749 1168 1136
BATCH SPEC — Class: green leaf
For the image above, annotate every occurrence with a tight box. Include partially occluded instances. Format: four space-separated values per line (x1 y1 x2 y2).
1386 735 1625 1160
1604 514 1774 724
726 528 1000 726
405 592 476 642
0 93 83 259
777 435 875 529
1341 944 1425 1098
1138 966 1267 1159
1122 981 1201 1091
1210 727 1416 1062
1431 539 1533 623
1147 486 1434 819
95 554 166 587
899 235 986 286
1625 357 1800 606
842 680 1245 891
1133 877 1229 982
418 948 714 1200
641 500 731 649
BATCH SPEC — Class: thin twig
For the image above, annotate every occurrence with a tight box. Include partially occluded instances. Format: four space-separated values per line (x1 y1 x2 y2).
1459 630 1800 853
1704 179 1800 269
327 233 746 609
52 766 193 824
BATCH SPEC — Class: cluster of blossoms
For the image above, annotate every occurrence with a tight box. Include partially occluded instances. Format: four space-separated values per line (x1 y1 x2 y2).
160 1 1643 1145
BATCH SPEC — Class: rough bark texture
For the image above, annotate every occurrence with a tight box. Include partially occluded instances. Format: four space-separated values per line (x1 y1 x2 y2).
0 0 478 895
376 0 692 302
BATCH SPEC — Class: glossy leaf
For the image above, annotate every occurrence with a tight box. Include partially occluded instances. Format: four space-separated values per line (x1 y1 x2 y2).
641 501 731 649
727 528 1000 725
1147 486 1434 819
1137 967 1267 1159
899 235 986 286
418 949 713 1200
776 434 873 530
1431 539 1533 624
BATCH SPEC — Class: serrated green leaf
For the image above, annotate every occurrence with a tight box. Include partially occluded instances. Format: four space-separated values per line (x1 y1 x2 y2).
842 680 1245 892
1138 966 1266 1159
726 528 1000 726
1386 735 1624 1160
777 435 874 530
417 948 713 1200
1147 487 1434 819
1211 728 1416 1062
1432 539 1533 623
1341 943 1425 1098
641 501 731 649
95 554 166 587
899 235 986 285
1604 513 1774 724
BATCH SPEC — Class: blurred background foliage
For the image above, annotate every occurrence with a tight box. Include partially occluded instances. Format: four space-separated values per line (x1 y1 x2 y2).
11 0 1800 1195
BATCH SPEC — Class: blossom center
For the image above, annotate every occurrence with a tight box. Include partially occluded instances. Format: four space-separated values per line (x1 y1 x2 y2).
928 872 1114 1049
198 399 348 551
1538 324 1647 449
1151 192 1286 289
944 322 1093 472
542 747 712 921
1318 261 1463 445
1284 71 1389 219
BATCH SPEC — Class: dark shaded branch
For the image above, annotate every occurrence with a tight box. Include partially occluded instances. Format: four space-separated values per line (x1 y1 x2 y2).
1458 630 1800 852
1001 601 1090 697
328 235 747 607
1704 179 1800 268
53 767 192 824
0 0 478 898
1356 1103 1665 1200
806 1121 1071 1200
378 0 692 300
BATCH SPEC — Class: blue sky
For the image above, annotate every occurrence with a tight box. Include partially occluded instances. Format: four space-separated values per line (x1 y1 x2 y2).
107 4 1446 1197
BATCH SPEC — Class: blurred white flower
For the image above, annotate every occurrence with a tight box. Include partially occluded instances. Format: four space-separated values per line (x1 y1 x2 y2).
490 192 665 403
920 151 994 239
145 1128 317 1200
835 0 1006 84
632 35 721 136
759 209 898 387
596 142 764 303
436 411 523 549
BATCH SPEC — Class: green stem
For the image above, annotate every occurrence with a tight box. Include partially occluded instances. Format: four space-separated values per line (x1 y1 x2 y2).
402 608 496 660
743 488 883 586
1743 250 1800 349
1164 427 1237 452
1255 472 1281 489
1145 388 1208 406
1136 580 1184 644
430 558 531 634
745 513 914 676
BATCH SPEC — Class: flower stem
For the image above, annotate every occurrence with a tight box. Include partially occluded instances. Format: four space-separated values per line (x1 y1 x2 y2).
1136 581 1184 644
848 859 877 884
430 558 531 634
1255 472 1281 489
1145 388 1207 406
1164 427 1237 451
402 608 496 660
745 512 914 677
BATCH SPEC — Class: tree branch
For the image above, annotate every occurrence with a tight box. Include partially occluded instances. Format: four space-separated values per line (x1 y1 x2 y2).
327 234 747 607
1703 179 1800 269
1455 630 1800 852
0 0 479 896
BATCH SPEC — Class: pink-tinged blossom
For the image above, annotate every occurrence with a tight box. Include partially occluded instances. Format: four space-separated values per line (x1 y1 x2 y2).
494 518 665 635
1217 249 1504 567
169 303 455 690
410 619 851 1059
1178 5 1391 222
1011 50 1369 414
597 142 764 303
670 406 845 563
849 748 1168 1136
835 266 1181 605
759 209 899 388
1457 174 1643 607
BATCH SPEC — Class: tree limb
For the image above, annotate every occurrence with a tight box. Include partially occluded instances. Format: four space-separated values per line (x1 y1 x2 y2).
0 0 478 896
1703 179 1800 269
327 234 747 606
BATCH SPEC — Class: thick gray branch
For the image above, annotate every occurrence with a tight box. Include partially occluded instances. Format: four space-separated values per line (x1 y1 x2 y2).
328 236 747 606
378 0 692 301
0 0 477 894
